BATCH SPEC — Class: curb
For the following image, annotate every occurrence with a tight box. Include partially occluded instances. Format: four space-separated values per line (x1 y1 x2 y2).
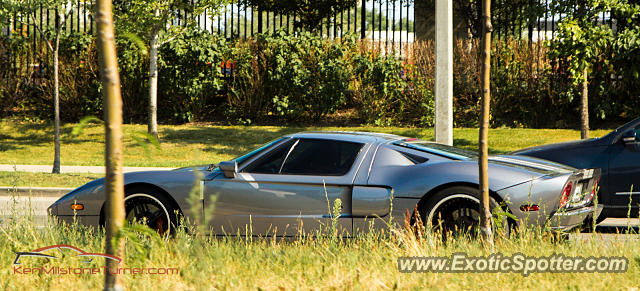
0 186 73 197
0 165 174 174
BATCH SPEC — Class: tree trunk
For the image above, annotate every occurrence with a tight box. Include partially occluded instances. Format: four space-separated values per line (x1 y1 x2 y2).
148 28 159 139
52 37 61 174
479 0 493 246
581 68 589 139
95 0 125 289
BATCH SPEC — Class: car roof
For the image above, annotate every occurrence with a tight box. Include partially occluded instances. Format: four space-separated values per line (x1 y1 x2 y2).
286 131 406 144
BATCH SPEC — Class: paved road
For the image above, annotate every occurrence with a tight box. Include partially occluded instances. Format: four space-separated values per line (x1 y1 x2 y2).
0 194 59 227
1 189 638 235
0 164 173 174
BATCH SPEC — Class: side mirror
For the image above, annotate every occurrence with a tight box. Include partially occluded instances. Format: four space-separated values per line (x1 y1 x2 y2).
219 160 238 178
622 129 637 144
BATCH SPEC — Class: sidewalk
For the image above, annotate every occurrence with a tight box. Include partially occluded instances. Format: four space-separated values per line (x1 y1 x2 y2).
0 164 174 174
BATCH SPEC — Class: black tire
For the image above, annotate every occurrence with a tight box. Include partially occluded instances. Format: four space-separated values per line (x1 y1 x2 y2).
419 186 510 238
123 186 180 236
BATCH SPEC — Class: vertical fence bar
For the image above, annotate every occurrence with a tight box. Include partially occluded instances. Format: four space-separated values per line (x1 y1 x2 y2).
361 0 366 39
348 5 351 34
551 2 556 42
69 2 73 33
83 1 87 33
340 9 344 38
371 0 375 42
380 0 390 52
244 6 248 39
199 4 203 27
406 0 409 50
544 0 548 41
333 10 338 39
224 5 227 38
326 11 330 36
399 0 403 53
392 0 395 52
257 7 262 33
378 0 382 50
210 11 219 35
76 0 80 32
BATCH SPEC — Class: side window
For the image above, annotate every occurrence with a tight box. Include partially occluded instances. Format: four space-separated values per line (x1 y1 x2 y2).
635 126 640 141
280 139 364 176
397 151 429 164
242 139 295 174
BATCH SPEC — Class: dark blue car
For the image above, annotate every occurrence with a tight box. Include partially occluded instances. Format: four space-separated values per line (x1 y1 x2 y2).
514 117 640 220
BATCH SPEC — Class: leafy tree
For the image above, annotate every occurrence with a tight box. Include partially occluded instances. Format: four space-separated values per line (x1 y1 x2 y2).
0 0 78 173
113 0 228 138
238 0 357 32
549 0 640 138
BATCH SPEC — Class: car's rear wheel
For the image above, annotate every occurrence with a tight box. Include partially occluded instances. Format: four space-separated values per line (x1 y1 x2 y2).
420 186 510 238
124 187 179 236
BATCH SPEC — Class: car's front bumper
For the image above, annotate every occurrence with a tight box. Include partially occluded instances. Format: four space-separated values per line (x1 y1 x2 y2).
548 204 604 230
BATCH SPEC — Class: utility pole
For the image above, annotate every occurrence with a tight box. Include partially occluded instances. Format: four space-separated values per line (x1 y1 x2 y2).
479 0 493 245
435 0 453 146
95 0 126 289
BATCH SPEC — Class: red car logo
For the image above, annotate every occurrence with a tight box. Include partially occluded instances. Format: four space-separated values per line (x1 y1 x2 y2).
14 244 121 265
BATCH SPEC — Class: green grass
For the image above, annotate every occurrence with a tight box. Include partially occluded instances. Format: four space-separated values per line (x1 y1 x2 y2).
0 172 101 188
0 217 638 290
0 120 612 168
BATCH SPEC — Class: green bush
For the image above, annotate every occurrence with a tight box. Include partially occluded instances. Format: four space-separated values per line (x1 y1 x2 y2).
158 29 228 123
352 52 414 126
2 29 639 128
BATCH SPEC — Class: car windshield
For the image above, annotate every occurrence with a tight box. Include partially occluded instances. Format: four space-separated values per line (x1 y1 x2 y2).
393 141 477 160
613 116 640 134
233 137 288 165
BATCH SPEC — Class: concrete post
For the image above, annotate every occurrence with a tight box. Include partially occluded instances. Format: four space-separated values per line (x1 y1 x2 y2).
435 0 453 146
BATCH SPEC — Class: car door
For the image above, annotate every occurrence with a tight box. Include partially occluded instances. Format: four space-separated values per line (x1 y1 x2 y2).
205 138 368 236
608 124 640 209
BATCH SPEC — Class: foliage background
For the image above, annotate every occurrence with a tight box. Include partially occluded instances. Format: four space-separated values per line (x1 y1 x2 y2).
1 27 639 128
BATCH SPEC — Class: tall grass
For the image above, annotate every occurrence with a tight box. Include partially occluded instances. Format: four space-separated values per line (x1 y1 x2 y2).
1 204 639 290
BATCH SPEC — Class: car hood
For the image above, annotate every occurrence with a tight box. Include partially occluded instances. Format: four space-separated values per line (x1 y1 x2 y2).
172 164 217 172
511 138 600 155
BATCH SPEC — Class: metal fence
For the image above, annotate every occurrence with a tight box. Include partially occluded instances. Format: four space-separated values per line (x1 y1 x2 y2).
0 0 620 80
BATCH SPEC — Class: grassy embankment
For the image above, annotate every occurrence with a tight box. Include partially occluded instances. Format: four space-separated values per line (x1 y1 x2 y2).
0 120 610 187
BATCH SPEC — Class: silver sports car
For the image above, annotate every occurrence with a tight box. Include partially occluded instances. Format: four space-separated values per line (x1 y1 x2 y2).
48 131 602 235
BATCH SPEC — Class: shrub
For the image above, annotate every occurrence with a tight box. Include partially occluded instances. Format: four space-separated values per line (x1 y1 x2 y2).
158 29 228 123
2 30 639 128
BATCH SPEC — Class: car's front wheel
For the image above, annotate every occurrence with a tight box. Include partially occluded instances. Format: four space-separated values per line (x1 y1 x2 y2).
123 187 180 235
420 186 510 238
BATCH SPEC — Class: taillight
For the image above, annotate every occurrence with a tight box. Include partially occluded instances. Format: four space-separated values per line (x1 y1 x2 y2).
559 181 573 209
